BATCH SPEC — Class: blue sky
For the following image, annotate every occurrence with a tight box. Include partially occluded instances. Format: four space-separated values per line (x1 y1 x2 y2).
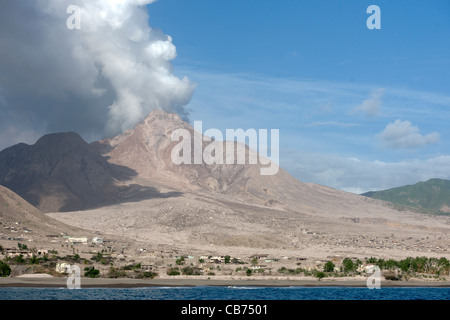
146 0 450 193
1 0 449 194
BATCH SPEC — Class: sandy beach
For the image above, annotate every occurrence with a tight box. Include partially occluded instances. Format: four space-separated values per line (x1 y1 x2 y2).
1 276 450 288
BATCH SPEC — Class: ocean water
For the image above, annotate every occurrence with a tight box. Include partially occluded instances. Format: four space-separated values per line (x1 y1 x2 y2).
0 286 449 300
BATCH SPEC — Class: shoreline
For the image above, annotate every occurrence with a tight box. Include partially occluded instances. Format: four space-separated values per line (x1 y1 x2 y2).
1 277 450 288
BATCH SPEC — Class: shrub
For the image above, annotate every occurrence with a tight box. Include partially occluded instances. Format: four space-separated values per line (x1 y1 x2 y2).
84 267 100 278
0 261 11 277
167 268 180 276
181 266 201 276
17 243 27 250
123 263 141 270
14 254 25 263
323 261 335 273
107 267 127 278
142 271 158 279
29 255 40 265
342 258 355 272
246 269 252 276
315 271 326 281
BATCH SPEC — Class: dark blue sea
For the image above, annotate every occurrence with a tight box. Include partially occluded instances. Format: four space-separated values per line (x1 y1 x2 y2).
0 286 449 300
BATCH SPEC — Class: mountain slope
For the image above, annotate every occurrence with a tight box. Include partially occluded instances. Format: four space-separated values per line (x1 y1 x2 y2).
95 110 345 211
0 132 158 212
362 179 450 215
0 185 85 237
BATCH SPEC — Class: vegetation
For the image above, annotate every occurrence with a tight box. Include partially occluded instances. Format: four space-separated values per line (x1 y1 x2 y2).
224 255 231 264
246 269 252 276
342 258 356 272
107 267 127 279
167 267 181 276
363 178 450 216
0 261 11 277
175 257 185 265
181 266 202 276
277 267 304 275
29 255 40 265
122 263 141 270
323 261 335 273
14 254 25 263
84 266 100 278
136 271 158 279
17 243 27 250
90 252 113 265
315 271 326 281
364 256 450 276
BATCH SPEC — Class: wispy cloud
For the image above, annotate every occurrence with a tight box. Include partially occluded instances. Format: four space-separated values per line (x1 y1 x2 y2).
352 88 385 118
304 121 361 128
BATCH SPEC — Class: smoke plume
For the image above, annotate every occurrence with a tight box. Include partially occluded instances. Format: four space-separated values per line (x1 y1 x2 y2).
0 0 196 149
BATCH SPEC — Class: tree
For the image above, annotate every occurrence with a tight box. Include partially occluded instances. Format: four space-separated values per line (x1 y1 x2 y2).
167 268 180 276
342 258 355 272
175 257 185 265
315 271 326 281
323 261 335 273
84 266 100 278
0 261 11 277
251 257 258 266
181 266 201 276
14 254 25 263
246 269 252 276
224 255 231 264
29 255 39 265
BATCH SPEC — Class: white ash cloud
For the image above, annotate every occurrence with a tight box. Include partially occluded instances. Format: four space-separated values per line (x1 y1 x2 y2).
0 0 195 150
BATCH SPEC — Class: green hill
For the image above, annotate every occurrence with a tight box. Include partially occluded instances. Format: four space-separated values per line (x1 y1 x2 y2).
362 178 450 216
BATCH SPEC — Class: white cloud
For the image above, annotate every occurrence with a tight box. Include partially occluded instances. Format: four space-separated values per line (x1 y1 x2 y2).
352 88 385 117
377 119 440 149
283 152 450 194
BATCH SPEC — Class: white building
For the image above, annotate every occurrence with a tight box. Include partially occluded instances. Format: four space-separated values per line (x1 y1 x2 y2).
55 262 71 273
92 237 103 244
68 237 88 244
